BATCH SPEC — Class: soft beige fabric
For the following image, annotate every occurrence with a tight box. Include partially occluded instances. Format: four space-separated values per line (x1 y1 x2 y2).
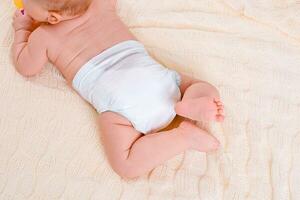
1 0 300 199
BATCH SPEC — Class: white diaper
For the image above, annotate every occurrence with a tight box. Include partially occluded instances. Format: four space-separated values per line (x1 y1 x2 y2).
72 40 182 134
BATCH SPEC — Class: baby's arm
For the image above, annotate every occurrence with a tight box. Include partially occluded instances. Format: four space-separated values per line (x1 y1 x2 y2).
12 11 48 77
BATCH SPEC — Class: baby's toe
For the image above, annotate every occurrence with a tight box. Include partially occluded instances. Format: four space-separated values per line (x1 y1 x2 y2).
213 98 219 103
216 115 225 122
211 105 220 116
213 97 223 103
218 108 224 115
217 104 224 110
209 107 220 120
216 100 223 106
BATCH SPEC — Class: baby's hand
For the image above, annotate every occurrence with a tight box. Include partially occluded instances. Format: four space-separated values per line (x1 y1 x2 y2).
12 10 37 31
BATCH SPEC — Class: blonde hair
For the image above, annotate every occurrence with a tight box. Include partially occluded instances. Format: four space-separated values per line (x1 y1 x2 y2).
37 0 92 16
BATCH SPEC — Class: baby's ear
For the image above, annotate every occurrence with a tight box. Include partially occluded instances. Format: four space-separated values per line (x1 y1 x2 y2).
47 11 63 24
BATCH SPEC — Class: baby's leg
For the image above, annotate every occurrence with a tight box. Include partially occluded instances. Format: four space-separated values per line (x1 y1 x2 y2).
98 112 219 179
175 73 225 122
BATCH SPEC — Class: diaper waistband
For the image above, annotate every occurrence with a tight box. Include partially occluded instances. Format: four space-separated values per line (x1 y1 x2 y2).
72 40 147 91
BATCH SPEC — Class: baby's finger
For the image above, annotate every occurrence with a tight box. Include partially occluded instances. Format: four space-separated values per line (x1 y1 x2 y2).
14 10 22 17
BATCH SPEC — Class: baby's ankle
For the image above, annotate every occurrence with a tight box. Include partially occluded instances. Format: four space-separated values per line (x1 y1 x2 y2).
177 121 220 152
176 121 197 150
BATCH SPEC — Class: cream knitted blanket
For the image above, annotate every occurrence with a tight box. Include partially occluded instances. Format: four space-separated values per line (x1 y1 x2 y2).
0 0 299 199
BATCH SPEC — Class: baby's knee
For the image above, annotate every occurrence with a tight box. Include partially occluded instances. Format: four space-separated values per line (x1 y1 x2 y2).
110 161 141 179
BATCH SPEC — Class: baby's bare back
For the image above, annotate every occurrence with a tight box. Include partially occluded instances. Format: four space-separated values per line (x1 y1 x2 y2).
42 0 135 85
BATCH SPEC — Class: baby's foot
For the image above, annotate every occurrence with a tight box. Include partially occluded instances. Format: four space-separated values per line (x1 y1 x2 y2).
175 96 225 122
178 121 220 152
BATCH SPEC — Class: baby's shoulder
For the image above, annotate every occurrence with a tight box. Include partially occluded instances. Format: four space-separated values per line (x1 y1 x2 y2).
35 24 64 42
28 25 51 43
37 24 56 35
29 24 61 50
32 24 52 39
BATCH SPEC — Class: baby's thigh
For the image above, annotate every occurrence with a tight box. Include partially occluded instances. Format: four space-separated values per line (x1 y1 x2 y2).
97 112 143 160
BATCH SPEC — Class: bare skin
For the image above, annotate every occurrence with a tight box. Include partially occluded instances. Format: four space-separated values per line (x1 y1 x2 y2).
12 0 225 179
12 0 135 87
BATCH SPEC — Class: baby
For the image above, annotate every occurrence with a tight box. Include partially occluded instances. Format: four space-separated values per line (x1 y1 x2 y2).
12 0 225 179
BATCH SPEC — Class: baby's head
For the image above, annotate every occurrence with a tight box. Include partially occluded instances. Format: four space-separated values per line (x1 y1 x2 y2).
23 0 92 24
